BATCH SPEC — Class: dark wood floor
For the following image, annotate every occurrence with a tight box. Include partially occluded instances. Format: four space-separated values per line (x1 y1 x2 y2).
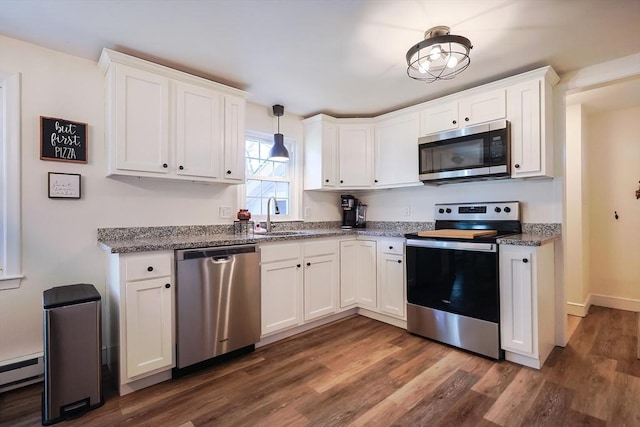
1 306 638 426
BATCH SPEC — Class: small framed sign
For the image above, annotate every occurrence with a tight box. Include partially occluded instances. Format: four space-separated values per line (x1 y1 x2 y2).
40 116 88 163
48 172 81 199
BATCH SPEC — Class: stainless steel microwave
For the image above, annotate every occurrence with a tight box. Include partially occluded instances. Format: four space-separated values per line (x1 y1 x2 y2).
418 119 510 184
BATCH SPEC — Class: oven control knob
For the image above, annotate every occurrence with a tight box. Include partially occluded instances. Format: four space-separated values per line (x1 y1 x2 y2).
504 207 511 213
438 208 445 214
494 207 502 213
445 208 452 213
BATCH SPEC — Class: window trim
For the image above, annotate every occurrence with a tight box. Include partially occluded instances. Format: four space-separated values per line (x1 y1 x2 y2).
0 71 22 290
240 131 301 221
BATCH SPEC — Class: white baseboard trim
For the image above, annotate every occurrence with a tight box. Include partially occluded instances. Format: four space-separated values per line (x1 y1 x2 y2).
590 294 640 312
566 301 589 317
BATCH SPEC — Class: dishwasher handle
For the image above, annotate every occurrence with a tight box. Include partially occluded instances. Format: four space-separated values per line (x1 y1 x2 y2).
176 244 257 261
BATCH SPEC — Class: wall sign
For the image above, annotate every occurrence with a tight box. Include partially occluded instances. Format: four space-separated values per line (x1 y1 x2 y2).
40 116 88 163
48 172 81 199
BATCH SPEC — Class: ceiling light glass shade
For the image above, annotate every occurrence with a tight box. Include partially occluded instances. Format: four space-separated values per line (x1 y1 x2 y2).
407 26 472 83
269 133 289 162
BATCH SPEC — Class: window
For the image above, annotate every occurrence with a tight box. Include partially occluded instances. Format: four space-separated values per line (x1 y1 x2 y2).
0 71 22 290
243 133 297 219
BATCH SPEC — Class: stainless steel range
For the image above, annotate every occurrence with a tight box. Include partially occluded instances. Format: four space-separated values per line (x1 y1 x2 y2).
405 201 521 359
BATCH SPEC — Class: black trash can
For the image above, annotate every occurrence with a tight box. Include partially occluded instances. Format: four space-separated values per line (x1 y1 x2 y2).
42 284 103 425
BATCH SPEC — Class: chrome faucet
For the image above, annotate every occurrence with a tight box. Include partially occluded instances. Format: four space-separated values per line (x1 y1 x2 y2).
266 197 280 232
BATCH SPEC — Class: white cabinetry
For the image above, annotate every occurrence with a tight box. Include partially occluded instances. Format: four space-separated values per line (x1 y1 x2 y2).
303 240 339 321
260 243 303 335
338 123 374 188
507 71 557 179
99 48 248 184
106 250 174 395
303 115 338 190
377 238 406 319
261 239 341 335
500 242 555 369
419 88 506 136
374 113 420 187
340 239 377 309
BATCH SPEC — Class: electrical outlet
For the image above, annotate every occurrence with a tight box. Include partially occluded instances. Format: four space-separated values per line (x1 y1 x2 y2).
404 206 411 216
218 206 232 219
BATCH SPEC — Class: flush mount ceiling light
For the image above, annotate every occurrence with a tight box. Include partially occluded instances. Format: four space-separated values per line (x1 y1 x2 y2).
406 26 472 83
269 104 289 161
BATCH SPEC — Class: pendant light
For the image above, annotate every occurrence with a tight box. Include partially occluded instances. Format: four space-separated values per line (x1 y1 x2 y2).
406 26 472 83
269 104 289 161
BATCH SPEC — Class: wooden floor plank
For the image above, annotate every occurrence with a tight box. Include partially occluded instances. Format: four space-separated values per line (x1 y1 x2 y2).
1 306 638 427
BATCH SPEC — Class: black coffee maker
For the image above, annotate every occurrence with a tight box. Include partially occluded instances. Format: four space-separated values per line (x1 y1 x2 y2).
341 195 366 229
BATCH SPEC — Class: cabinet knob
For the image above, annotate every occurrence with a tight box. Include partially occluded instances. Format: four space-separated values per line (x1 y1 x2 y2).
306 262 311 266
397 260 402 264
389 246 393 250
522 258 529 263
514 164 520 169
179 165 184 170
147 266 153 272
465 117 469 122
296 264 301 268
340 180 344 183
325 179 329 183
452 120 457 125
226 170 232 175
162 163 168 169
165 283 171 289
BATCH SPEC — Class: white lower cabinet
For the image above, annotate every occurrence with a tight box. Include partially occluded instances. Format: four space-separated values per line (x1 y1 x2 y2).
340 239 377 309
303 240 339 321
260 243 304 335
377 238 406 319
499 242 555 369
106 250 175 395
260 239 340 336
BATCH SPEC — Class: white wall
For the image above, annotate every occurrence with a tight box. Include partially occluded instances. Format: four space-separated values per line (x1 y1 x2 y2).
0 35 338 363
587 106 640 303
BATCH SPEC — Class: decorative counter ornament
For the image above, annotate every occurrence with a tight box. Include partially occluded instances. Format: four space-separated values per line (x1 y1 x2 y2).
237 209 251 221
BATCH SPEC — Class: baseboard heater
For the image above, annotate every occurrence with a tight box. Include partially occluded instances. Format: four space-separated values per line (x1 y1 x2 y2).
0 356 44 393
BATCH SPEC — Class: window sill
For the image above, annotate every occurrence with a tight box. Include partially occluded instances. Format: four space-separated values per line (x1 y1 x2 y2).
0 274 24 290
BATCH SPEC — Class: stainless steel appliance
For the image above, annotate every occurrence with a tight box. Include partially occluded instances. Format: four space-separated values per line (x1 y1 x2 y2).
418 119 510 184
175 245 260 370
340 195 366 229
405 201 521 359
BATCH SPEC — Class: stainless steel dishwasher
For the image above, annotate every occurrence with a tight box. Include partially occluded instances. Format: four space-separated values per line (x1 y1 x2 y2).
175 245 260 369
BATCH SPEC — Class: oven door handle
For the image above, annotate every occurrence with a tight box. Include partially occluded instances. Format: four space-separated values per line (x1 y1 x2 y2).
406 239 496 252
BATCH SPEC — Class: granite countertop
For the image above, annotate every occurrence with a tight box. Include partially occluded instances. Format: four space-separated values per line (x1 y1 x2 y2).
97 222 561 253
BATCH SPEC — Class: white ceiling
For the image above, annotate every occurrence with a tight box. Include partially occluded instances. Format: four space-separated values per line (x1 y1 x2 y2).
1 0 639 117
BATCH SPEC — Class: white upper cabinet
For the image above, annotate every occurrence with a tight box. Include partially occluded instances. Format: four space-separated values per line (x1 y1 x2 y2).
113 64 170 174
338 123 374 188
507 71 557 179
99 49 248 184
374 112 420 187
303 115 338 190
419 88 506 136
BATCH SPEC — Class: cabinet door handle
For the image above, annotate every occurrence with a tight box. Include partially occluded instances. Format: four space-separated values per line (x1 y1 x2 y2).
397 260 402 264
522 258 529 263
389 246 393 250
226 170 232 175
465 117 469 122
374 179 378 183
340 180 344 183
296 264 301 268
452 120 457 125
165 283 171 289
306 262 311 266
147 266 154 272
514 164 520 169
179 165 184 170
162 163 168 168
325 179 329 183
